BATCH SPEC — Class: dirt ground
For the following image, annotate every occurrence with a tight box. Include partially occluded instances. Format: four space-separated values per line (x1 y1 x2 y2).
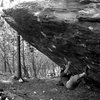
0 77 100 100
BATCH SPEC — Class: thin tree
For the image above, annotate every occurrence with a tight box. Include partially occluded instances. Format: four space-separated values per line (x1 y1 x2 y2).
0 35 12 73
17 34 22 79
2 33 7 72
10 0 14 3
6 57 12 74
12 37 15 73
0 0 3 7
31 47 37 78
22 39 29 78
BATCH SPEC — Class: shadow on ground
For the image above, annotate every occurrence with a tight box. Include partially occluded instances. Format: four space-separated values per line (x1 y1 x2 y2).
0 78 100 100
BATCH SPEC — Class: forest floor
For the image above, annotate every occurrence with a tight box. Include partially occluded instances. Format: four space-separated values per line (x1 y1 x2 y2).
0 76 100 100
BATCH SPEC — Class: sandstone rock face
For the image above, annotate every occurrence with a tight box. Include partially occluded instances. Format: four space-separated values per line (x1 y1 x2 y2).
2 0 100 82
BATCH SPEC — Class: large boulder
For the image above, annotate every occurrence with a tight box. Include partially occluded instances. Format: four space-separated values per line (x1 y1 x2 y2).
2 0 100 82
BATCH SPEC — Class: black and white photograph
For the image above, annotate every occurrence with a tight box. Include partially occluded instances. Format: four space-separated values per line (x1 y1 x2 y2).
0 0 100 100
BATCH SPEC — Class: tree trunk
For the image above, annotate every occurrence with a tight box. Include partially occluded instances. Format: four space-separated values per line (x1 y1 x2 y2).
31 48 37 78
17 34 22 79
0 44 7 72
4 58 6 72
6 57 12 74
0 0 3 7
3 33 7 73
22 39 29 78
12 40 15 73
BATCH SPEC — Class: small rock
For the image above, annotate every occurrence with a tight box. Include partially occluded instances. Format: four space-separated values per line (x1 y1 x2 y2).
34 91 37 94
18 78 23 83
50 88 57 92
88 26 93 30
5 97 9 100
43 91 45 93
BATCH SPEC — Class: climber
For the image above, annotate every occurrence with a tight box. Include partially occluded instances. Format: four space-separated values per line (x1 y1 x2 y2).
57 61 71 86
65 71 86 90
58 62 89 90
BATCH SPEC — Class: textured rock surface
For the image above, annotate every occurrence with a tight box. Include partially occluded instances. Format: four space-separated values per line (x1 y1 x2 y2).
2 0 100 82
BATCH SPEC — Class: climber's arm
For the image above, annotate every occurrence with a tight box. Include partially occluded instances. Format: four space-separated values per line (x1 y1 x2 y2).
64 61 71 74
